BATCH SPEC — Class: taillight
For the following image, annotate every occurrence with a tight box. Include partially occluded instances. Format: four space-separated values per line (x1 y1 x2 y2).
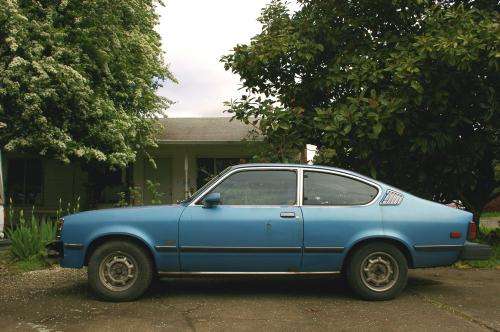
467 221 477 241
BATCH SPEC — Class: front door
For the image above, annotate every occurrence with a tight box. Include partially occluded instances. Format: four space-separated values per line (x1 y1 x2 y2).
179 168 303 272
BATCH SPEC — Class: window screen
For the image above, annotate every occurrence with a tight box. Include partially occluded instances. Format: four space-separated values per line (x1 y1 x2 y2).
205 170 297 205
303 171 378 205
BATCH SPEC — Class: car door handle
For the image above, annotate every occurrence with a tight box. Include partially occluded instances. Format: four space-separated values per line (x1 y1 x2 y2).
280 212 296 218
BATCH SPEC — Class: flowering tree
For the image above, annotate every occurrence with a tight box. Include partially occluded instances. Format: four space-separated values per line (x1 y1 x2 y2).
0 0 175 167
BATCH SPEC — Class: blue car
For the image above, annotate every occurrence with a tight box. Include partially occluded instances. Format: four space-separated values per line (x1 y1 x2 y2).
48 164 491 301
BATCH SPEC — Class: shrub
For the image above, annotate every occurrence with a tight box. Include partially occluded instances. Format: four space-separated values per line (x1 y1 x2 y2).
5 210 57 261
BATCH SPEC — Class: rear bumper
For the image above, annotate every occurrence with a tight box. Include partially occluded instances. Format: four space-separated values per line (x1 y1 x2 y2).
460 241 491 260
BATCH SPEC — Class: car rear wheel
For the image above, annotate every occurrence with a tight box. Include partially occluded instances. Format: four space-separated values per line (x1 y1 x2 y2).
346 242 408 300
88 240 153 301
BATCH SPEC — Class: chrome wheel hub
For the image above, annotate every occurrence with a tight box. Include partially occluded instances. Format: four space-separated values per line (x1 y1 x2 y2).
99 252 138 292
360 251 399 292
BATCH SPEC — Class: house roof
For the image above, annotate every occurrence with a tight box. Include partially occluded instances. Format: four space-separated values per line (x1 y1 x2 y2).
157 117 260 143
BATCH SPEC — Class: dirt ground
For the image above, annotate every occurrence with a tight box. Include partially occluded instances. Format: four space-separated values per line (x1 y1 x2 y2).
0 267 499 332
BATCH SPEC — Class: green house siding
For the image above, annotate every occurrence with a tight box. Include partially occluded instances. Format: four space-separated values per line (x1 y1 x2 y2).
2 141 259 215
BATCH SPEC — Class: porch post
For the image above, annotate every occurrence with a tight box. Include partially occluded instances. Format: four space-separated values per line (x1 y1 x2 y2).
184 153 189 199
0 149 4 239
0 122 6 239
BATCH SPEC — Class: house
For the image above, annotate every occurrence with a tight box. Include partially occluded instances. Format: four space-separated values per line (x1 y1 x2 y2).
1 117 262 217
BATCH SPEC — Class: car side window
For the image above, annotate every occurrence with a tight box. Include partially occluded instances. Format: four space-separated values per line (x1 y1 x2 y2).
202 170 297 205
303 171 378 206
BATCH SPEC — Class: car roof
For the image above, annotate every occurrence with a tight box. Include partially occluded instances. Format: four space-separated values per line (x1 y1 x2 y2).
230 163 374 182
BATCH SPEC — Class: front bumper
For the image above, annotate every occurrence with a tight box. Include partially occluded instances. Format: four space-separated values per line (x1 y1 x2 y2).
46 240 63 259
460 241 491 260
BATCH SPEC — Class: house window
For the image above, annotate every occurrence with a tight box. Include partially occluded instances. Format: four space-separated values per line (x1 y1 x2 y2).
196 158 244 189
89 166 132 204
7 158 43 205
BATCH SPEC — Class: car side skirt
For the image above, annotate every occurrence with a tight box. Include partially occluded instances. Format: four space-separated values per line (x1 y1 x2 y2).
155 246 345 254
157 271 341 277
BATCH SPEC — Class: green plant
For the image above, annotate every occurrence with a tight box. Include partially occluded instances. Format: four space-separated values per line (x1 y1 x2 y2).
7 197 14 228
146 180 164 205
115 192 129 208
55 197 81 218
129 186 143 206
56 198 63 220
13 257 47 272
74 196 81 214
5 213 57 261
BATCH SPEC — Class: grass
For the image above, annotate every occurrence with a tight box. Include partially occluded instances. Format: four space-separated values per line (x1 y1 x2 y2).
0 250 50 275
12 257 49 272
481 211 500 219
455 227 500 269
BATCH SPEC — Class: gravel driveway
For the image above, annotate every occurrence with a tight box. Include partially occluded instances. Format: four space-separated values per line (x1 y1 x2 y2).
1 267 499 332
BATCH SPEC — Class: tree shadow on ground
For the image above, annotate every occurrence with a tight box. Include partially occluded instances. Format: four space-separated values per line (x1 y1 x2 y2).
147 276 351 300
51 273 444 302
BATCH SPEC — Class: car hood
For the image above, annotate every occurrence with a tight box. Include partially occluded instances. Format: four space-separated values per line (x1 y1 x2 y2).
63 204 186 224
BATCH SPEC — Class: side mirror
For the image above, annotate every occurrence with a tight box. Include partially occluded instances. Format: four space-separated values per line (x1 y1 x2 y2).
203 192 221 208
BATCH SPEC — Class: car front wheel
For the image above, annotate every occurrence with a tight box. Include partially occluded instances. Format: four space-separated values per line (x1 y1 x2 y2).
346 242 408 300
88 240 153 301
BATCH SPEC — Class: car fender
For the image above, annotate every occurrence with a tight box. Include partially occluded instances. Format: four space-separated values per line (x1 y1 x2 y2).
342 232 414 267
84 225 157 258
61 225 157 269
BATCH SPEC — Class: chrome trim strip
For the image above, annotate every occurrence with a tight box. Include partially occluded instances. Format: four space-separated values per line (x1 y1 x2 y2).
189 165 382 208
190 205 299 208
414 245 464 252
297 168 304 207
155 245 178 253
63 243 83 250
158 271 341 277
190 166 301 207
180 246 302 253
303 246 345 253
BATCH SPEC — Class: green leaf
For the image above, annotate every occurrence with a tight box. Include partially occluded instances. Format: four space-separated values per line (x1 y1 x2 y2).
395 120 405 135
373 123 383 136
323 148 337 159
410 81 423 93
279 123 290 130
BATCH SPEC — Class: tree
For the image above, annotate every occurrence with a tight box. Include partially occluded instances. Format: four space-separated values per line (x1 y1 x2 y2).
0 0 175 167
222 0 500 223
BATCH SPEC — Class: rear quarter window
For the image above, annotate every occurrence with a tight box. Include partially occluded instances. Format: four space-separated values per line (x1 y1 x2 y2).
303 171 378 206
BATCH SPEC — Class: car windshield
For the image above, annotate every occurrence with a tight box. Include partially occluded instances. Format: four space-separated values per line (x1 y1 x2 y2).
179 166 233 204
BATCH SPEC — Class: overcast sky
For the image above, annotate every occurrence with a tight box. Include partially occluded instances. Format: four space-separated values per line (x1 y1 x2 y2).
156 0 288 117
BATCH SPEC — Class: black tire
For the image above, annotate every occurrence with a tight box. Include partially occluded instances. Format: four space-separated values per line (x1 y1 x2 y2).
88 240 153 301
345 242 408 301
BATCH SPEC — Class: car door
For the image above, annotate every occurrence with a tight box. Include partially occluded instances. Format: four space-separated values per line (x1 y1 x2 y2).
179 168 303 272
300 170 382 272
